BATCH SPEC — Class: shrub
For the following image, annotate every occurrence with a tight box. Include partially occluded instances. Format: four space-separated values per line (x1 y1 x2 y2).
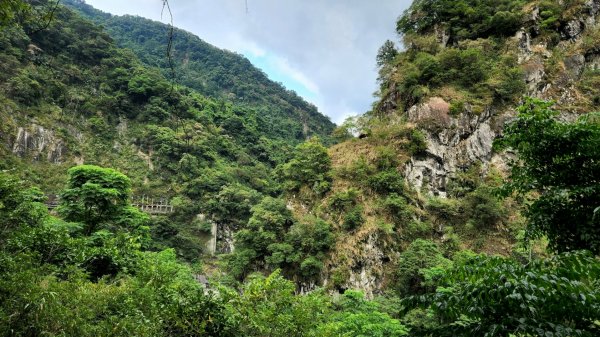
402 251 600 336
368 169 405 195
343 206 364 231
396 239 451 296
328 189 359 213
407 129 427 155
382 193 412 223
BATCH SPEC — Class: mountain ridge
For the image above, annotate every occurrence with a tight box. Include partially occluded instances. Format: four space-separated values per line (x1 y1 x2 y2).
64 0 335 141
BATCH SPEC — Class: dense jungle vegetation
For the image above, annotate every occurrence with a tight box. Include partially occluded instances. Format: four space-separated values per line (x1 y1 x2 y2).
1 0 599 336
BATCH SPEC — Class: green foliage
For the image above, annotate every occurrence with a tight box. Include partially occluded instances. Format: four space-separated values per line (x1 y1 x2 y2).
382 193 412 223
497 98 600 253
342 206 365 231
284 217 334 277
408 129 427 155
376 40 399 67
396 239 451 296
329 188 360 213
0 173 46 241
397 0 525 41
0 0 335 265
374 145 399 170
66 0 335 142
377 41 525 113
462 184 506 230
489 57 526 102
318 290 409 337
403 251 600 336
230 197 292 278
0 170 234 336
446 164 482 198
58 165 148 236
368 169 405 195
538 0 588 35
0 1 29 27
232 197 333 281
438 48 488 87
279 137 332 197
127 67 169 102
0 249 234 336
337 156 376 184
224 270 329 337
204 183 261 228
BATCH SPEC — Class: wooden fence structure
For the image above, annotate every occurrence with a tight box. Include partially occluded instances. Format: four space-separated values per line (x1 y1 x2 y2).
45 195 174 215
131 195 174 214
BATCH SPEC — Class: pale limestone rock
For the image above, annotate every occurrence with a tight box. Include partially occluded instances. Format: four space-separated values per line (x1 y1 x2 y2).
12 125 66 163
563 20 584 39
405 98 501 196
564 54 586 77
217 225 235 254
343 233 385 299
515 30 532 63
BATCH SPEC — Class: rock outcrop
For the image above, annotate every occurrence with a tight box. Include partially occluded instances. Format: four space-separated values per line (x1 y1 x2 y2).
404 97 500 196
404 1 600 196
12 125 66 163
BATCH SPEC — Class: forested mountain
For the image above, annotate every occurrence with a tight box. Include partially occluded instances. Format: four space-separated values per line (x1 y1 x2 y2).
0 0 337 261
64 0 334 142
1 0 600 336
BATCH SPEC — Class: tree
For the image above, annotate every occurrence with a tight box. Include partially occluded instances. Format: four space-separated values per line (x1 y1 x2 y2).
376 40 398 67
224 270 329 337
497 98 600 253
397 0 525 41
279 137 332 196
403 251 600 337
0 172 46 241
58 165 148 235
0 0 29 27
396 239 451 296
319 290 409 337
230 197 293 278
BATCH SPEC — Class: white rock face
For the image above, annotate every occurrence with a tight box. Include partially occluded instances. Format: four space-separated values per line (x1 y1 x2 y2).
12 125 66 163
403 1 600 196
323 231 386 299
216 224 235 254
404 98 501 196
344 233 384 298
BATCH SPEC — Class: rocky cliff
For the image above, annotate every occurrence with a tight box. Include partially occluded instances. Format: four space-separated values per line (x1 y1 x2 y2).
397 0 600 196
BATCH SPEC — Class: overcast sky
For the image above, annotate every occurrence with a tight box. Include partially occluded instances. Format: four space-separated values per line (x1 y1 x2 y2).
85 0 412 124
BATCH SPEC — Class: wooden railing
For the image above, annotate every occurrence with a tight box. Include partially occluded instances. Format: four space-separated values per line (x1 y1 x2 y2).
45 195 174 215
131 195 174 214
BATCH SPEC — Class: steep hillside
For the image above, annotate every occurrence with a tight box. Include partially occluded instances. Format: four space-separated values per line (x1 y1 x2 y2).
0 0 333 261
2 1 600 335
378 0 600 195
64 0 335 142
272 0 600 296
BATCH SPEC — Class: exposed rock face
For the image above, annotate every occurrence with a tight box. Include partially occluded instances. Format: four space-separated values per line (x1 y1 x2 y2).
12 125 66 163
405 98 500 196
587 54 600 70
562 0 600 39
197 214 218 255
343 233 385 298
323 230 387 299
216 224 235 254
562 19 584 40
404 1 600 195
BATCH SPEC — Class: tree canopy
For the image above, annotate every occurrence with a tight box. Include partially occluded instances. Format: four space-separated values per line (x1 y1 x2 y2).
497 98 600 253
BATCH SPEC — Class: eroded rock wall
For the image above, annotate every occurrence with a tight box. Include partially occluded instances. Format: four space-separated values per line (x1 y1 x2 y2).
12 125 66 163
405 0 600 195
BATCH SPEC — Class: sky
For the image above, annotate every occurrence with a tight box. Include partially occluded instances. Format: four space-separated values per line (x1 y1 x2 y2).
85 0 412 124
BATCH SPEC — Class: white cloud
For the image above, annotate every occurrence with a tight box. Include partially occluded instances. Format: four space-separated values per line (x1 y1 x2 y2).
270 56 320 95
85 0 413 124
